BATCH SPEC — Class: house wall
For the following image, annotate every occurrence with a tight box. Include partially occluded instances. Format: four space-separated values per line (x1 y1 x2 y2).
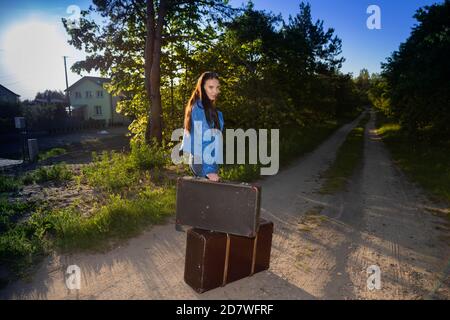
0 86 19 104
69 80 111 123
68 79 130 126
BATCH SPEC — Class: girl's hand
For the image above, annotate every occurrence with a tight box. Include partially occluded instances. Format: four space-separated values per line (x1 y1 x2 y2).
206 173 220 182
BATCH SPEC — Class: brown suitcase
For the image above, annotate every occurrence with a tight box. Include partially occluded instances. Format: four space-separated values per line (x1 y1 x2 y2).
184 219 274 294
176 176 262 237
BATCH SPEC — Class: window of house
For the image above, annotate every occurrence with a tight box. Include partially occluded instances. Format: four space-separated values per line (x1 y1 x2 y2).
85 91 92 98
95 105 102 115
75 91 81 98
97 90 103 98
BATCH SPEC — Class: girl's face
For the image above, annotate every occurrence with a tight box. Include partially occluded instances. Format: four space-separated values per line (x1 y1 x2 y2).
203 78 220 101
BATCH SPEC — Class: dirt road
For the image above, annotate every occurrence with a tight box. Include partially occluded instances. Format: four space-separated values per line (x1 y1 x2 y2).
1 109 448 299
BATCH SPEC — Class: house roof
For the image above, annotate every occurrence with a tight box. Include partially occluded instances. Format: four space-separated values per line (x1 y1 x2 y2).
0 84 20 97
65 76 111 92
34 98 67 104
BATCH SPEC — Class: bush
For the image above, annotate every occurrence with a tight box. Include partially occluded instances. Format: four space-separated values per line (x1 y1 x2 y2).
129 140 168 170
23 163 72 184
220 164 261 182
82 151 138 193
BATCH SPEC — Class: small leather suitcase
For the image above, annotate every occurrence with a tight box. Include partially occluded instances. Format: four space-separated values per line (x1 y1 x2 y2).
184 219 273 294
176 176 261 237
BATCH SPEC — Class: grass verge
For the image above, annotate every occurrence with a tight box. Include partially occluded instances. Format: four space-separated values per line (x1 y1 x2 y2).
219 118 354 182
0 141 176 282
319 113 370 194
375 111 450 208
0 186 175 278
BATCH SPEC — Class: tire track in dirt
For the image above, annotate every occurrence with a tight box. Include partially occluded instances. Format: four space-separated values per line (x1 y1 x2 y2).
0 114 364 299
257 114 366 297
320 109 450 299
4 109 447 300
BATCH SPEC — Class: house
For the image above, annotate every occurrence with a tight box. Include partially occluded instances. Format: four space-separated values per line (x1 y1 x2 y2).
65 76 130 126
0 84 20 104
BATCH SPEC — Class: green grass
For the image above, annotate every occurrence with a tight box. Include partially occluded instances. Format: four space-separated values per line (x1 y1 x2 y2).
319 113 370 194
220 164 261 182
279 120 347 167
1 141 177 278
22 163 73 184
375 111 450 206
0 198 44 276
0 197 35 232
31 186 176 251
0 223 48 275
38 147 67 162
219 119 346 182
81 142 170 193
0 185 175 275
81 151 139 193
0 175 22 193
129 140 168 170
2 163 72 190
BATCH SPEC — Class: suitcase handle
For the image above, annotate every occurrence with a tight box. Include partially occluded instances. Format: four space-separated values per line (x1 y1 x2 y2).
182 176 259 189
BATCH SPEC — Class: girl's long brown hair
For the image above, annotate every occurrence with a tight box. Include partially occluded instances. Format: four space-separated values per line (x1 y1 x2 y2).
183 71 220 132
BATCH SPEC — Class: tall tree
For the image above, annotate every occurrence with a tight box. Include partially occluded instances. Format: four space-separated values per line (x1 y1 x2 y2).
188 2 351 128
62 0 236 145
382 1 450 138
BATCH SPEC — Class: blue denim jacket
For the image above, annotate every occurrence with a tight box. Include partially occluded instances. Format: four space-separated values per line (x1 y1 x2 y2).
180 99 224 176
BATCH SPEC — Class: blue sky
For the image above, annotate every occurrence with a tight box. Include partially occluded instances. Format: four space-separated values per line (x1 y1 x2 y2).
0 0 96 99
0 0 442 100
229 0 441 76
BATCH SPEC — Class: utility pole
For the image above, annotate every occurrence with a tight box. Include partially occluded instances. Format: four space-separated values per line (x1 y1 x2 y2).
63 56 71 116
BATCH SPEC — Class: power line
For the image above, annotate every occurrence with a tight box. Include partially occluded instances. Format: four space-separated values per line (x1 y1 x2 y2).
63 55 69 91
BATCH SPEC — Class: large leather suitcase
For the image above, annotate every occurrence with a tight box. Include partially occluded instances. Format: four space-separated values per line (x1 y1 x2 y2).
184 219 273 294
176 176 262 237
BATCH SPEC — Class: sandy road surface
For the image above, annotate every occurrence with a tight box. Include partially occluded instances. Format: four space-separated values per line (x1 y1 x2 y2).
1 110 448 300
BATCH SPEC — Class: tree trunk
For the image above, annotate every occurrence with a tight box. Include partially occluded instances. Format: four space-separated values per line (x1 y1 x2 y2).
145 0 168 146
144 0 155 143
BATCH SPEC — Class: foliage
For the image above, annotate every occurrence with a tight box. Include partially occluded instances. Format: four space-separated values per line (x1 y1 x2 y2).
81 151 138 193
0 175 22 193
63 1 363 145
23 163 73 184
380 1 450 140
